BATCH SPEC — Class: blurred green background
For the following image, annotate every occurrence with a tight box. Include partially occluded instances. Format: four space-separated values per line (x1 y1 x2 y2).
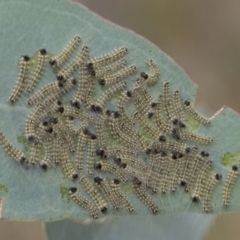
1 0 240 239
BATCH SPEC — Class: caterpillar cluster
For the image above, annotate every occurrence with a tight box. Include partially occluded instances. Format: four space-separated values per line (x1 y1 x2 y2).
1 35 239 218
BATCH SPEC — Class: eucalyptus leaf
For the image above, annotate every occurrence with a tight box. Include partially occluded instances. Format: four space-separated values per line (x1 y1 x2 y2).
0 0 239 222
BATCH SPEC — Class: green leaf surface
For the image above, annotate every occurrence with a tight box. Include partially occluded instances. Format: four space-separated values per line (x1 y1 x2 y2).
0 0 240 222
44 214 214 240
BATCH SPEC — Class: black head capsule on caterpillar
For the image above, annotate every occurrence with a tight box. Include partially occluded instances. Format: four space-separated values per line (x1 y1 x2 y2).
68 187 99 219
86 62 96 77
49 36 81 68
184 100 210 125
96 148 107 159
9 55 30 104
26 49 48 93
222 165 239 207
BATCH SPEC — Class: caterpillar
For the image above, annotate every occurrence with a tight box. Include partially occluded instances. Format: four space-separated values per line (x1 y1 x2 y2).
0 130 26 163
9 55 30 103
94 177 119 210
76 126 88 171
89 47 128 67
68 187 99 219
94 59 127 78
57 46 88 81
26 49 47 93
79 176 108 213
94 161 128 183
203 173 222 213
49 36 81 68
100 65 136 86
222 165 239 207
132 177 158 214
110 178 134 212
184 100 210 125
